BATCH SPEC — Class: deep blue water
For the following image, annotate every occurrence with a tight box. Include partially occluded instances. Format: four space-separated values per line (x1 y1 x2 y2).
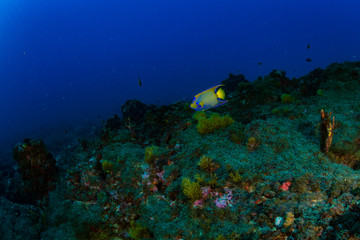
1 0 359 164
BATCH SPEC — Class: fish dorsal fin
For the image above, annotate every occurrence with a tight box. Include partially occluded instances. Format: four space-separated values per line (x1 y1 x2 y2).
194 84 224 98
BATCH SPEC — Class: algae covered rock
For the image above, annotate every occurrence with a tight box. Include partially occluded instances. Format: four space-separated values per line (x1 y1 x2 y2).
221 73 249 93
13 138 58 202
121 99 151 122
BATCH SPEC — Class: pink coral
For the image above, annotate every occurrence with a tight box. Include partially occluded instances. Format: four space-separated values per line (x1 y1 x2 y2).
279 181 291 191
193 200 203 208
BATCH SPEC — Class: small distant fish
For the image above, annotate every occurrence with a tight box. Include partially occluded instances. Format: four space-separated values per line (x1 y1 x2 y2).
257 62 263 66
305 58 312 62
138 76 142 87
190 85 228 111
307 44 310 49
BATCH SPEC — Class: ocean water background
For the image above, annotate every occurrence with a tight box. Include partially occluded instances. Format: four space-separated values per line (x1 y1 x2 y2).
0 0 359 164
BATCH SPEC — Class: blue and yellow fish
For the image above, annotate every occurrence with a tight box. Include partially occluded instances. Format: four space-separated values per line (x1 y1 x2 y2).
190 84 228 111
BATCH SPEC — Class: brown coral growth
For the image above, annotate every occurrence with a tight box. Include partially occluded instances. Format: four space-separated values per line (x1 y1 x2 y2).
320 109 335 153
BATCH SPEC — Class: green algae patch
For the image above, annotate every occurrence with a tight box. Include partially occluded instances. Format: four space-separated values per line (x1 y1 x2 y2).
198 155 219 172
194 112 234 134
101 160 114 174
181 177 202 202
144 145 160 165
129 221 151 240
281 93 295 103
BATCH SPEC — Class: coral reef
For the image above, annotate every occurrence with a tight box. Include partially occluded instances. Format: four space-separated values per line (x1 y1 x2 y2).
4 61 360 239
